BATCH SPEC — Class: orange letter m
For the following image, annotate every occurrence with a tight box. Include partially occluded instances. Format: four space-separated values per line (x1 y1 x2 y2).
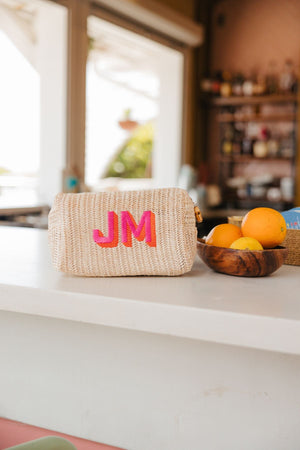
121 211 156 248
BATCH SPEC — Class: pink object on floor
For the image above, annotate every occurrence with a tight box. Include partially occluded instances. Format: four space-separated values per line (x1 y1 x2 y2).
0 418 124 450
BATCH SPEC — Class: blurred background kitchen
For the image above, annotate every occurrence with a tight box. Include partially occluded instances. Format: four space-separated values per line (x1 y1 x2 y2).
0 0 299 230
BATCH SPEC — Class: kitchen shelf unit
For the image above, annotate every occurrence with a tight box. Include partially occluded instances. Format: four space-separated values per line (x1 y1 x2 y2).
207 94 298 210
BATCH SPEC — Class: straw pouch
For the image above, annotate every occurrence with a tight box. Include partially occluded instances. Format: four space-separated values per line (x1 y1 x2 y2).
48 188 197 276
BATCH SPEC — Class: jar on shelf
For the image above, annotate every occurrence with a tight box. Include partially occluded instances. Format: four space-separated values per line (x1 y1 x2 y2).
280 177 294 201
242 78 254 96
267 136 280 157
253 140 268 158
253 74 266 96
253 127 269 158
280 177 294 202
280 133 294 158
267 187 282 202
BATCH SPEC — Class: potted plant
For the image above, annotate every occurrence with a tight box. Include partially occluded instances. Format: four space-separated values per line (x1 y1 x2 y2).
118 108 139 131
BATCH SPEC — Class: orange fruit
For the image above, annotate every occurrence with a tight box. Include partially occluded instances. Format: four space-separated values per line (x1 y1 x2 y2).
205 223 242 248
230 236 263 251
241 207 286 249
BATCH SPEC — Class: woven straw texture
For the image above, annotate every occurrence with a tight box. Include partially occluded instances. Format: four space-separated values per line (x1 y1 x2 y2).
282 229 300 266
48 188 197 276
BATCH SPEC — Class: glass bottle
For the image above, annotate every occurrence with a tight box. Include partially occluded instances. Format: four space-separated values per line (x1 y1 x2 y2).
232 127 243 155
267 133 280 157
279 59 296 94
211 71 222 96
242 75 254 97
232 73 244 96
266 60 279 95
253 74 266 96
221 124 234 155
242 134 253 155
220 71 232 97
280 131 294 158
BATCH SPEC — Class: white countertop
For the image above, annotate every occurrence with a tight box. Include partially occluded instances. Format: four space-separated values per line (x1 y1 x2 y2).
1 226 300 355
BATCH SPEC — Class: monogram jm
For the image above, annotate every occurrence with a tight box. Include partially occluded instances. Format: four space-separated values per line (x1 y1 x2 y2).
93 211 157 248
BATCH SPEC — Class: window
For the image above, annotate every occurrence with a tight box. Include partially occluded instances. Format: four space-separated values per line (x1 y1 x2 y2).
0 0 202 208
85 14 184 191
0 0 67 206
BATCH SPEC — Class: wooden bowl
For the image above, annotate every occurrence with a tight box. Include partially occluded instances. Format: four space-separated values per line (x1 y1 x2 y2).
197 240 288 277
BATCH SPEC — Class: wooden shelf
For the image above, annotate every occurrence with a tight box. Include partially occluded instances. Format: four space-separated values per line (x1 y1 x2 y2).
205 94 297 106
220 155 293 163
217 113 296 122
224 196 294 210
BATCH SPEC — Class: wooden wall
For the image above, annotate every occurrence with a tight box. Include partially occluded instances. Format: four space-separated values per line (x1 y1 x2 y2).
210 0 300 76
157 0 196 19
203 0 300 204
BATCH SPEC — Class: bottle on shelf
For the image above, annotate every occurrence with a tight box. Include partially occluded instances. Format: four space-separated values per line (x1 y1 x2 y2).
232 126 243 155
241 124 256 156
220 71 232 97
265 60 279 95
211 71 223 96
200 77 212 94
279 59 296 94
241 135 253 155
280 177 294 202
221 124 234 155
267 133 280 157
231 73 244 96
252 73 266 96
242 74 254 97
280 131 294 158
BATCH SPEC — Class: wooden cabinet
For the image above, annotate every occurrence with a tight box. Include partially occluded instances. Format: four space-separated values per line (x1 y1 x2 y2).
207 94 297 210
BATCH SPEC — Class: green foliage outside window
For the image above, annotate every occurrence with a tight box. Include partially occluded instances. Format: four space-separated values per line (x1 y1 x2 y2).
104 122 153 179
0 167 10 175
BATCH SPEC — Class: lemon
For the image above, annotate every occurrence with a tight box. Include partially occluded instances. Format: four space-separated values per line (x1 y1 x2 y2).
230 236 263 251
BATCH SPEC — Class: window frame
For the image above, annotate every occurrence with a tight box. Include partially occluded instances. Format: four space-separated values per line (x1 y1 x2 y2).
52 0 202 189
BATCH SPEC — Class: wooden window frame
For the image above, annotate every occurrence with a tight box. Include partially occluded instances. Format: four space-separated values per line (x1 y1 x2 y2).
52 0 203 187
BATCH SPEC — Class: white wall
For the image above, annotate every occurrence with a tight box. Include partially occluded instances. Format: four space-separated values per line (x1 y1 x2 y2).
36 3 67 205
1 310 300 450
